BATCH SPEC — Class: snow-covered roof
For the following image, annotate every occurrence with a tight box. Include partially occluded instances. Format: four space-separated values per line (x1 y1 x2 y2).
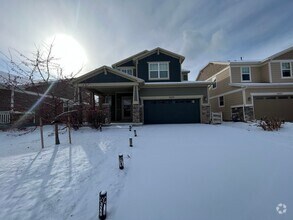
181 69 190 73
229 83 293 88
143 81 212 88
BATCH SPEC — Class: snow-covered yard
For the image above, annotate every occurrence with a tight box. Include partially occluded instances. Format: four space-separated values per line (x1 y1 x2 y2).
0 123 292 220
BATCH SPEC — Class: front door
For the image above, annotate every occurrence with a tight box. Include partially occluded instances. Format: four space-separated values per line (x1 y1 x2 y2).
122 97 132 120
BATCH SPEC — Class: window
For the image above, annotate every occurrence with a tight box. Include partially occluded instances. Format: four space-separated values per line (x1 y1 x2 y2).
241 67 251 82
182 74 188 81
63 102 74 112
148 62 169 80
219 96 224 107
118 67 133 76
281 62 292 78
212 77 217 89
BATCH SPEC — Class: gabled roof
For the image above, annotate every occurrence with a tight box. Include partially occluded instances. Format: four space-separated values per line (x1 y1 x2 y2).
112 50 149 68
196 62 229 81
133 47 185 63
72 66 144 84
263 46 293 62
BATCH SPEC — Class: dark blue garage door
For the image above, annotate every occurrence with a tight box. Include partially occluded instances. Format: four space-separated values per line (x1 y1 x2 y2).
144 99 200 124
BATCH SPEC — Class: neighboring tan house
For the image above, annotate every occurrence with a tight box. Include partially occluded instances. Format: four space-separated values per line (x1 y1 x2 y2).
196 47 293 122
74 47 211 124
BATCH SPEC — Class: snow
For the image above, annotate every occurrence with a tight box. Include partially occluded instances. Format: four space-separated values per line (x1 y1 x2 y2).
0 122 293 220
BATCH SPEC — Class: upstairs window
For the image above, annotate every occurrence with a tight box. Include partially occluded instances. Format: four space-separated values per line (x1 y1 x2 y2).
281 62 292 78
241 67 251 82
118 67 133 76
148 62 169 80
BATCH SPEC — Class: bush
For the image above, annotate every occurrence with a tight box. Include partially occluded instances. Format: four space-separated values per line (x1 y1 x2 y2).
258 117 284 131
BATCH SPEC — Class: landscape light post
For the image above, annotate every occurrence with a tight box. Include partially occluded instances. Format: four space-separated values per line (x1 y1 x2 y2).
99 191 107 219
119 154 124 170
129 137 133 147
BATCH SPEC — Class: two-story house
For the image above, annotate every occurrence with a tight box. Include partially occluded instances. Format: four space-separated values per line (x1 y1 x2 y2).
73 47 212 124
196 47 293 121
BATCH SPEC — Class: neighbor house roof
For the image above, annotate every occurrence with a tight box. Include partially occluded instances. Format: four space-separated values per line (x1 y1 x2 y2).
133 47 185 63
262 46 293 62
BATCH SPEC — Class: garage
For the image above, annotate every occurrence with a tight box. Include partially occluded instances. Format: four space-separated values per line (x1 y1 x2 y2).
253 95 293 121
143 99 200 124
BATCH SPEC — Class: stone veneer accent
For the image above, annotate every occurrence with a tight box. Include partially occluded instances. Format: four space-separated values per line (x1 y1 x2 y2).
231 107 244 121
244 106 254 122
201 105 211 124
102 103 111 124
132 104 141 123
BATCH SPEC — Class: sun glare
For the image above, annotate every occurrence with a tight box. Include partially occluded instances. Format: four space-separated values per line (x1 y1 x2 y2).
45 34 87 76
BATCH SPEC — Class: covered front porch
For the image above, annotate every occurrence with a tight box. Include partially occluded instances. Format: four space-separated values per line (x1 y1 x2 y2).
91 85 141 124
73 66 143 125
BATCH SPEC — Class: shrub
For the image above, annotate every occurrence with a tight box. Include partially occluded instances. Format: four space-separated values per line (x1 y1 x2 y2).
258 117 284 131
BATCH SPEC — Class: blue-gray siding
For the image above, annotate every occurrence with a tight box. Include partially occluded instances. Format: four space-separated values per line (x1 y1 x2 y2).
137 52 181 82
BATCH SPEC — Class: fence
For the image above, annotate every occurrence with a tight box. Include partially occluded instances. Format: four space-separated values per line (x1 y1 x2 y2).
0 111 11 124
211 112 223 124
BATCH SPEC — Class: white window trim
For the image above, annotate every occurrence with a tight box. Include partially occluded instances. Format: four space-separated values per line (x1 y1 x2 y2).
148 62 170 80
241 66 251 82
63 101 74 112
117 67 134 76
280 62 292 78
218 96 224 107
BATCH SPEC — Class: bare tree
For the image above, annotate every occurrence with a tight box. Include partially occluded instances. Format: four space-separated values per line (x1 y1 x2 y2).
0 41 87 145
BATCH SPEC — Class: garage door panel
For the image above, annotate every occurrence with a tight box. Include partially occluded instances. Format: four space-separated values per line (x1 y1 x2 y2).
254 96 293 121
144 99 200 124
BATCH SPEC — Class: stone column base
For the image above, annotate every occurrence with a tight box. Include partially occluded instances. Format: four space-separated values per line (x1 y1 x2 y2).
132 104 141 123
201 105 211 124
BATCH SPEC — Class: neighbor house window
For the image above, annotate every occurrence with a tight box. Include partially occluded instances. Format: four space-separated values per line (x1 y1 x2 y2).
281 62 292 77
63 102 74 112
241 67 251 82
118 67 133 76
148 62 169 80
219 96 224 107
182 74 188 81
212 77 217 89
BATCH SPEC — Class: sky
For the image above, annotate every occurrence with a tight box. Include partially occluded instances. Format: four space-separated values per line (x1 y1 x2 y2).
0 0 293 80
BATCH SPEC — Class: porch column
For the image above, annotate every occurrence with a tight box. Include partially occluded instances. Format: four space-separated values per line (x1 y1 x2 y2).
132 85 140 123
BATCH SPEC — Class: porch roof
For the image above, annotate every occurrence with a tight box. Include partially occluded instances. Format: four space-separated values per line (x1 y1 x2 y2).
73 66 144 84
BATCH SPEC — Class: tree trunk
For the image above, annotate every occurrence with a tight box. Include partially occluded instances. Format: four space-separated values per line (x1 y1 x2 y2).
55 123 60 145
